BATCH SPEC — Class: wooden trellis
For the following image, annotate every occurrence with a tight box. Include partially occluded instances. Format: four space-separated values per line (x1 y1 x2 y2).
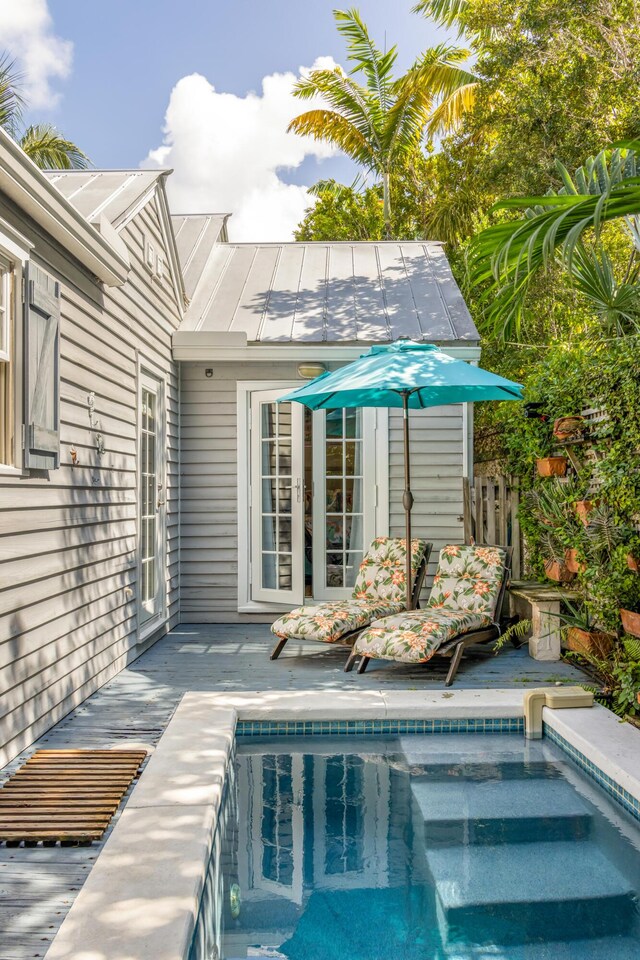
464 476 522 579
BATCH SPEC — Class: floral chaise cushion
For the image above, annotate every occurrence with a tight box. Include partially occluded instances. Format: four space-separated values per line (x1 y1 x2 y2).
351 537 429 604
427 545 506 616
271 537 428 644
352 544 507 663
271 598 407 644
353 608 493 663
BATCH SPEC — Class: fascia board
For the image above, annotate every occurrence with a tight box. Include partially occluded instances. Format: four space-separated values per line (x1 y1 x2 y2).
0 131 129 286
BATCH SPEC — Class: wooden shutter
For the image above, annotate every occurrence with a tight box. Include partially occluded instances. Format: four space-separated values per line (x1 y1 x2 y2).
23 263 61 470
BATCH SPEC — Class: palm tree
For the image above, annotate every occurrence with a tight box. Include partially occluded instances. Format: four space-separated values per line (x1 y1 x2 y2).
0 54 89 169
467 143 640 339
288 8 475 237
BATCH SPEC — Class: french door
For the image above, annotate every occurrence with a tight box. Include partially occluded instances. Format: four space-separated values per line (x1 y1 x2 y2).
250 389 305 604
138 371 166 633
248 389 379 607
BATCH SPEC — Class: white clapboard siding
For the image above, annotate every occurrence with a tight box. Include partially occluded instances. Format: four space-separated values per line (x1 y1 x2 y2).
179 363 466 621
0 192 181 767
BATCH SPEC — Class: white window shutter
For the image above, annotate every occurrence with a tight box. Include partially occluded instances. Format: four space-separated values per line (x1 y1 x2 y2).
23 263 61 470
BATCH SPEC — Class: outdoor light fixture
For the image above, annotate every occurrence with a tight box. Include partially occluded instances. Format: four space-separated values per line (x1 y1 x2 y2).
205 368 214 378
297 362 327 380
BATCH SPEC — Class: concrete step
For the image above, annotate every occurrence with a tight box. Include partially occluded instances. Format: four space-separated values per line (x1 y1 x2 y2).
443 934 640 959
412 775 592 846
426 840 636 945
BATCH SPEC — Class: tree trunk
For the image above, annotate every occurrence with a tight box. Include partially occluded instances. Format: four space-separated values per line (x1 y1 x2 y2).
382 170 391 239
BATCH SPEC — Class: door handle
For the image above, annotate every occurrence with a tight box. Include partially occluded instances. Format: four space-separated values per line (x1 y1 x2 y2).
295 478 302 502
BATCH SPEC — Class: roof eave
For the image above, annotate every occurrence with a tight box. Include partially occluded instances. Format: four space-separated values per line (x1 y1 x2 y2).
0 130 129 287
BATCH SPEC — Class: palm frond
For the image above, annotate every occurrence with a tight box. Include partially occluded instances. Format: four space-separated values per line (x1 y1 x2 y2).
412 0 469 31
307 174 365 198
19 124 90 170
425 80 477 137
0 53 25 137
291 67 383 153
570 246 640 335
467 176 640 338
288 109 376 170
334 8 397 109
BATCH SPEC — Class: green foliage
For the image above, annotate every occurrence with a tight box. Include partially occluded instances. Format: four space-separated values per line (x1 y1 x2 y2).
568 637 640 718
493 338 640 635
0 51 89 169
289 8 475 235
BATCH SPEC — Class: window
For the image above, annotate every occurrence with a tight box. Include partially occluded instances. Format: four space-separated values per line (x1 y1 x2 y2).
0 254 15 466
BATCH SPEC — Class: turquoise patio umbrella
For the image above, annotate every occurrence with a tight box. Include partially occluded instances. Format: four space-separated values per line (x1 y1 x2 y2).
279 341 523 609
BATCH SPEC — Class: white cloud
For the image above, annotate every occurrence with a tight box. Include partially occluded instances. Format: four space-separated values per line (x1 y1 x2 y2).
145 60 339 242
0 0 72 109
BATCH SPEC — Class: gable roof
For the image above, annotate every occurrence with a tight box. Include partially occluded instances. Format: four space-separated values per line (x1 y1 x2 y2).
46 169 187 310
44 170 162 230
171 214 231 300
176 240 479 345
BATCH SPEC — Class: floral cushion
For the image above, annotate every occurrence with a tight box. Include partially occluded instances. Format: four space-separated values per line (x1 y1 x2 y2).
272 598 407 645
353 608 493 663
351 537 429 603
427 545 506 617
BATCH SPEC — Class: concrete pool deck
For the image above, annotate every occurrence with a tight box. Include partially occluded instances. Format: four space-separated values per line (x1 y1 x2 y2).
0 624 599 959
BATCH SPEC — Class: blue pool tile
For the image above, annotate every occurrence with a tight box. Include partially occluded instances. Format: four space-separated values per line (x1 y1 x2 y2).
235 717 526 738
544 723 640 824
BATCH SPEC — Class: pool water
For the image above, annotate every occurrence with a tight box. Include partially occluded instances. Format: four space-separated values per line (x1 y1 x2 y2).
191 734 640 960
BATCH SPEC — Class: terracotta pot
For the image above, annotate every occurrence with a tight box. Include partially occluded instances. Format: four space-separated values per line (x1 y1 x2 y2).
566 626 613 658
565 548 586 574
553 416 584 441
544 558 574 582
575 500 595 526
536 457 568 477
627 553 639 573
620 608 640 638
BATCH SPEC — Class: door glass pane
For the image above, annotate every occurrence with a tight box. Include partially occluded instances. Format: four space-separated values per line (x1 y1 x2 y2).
262 479 276 513
326 443 342 476
279 517 292 552
278 554 292 589
261 403 277 438
262 553 277 590
262 515 276 552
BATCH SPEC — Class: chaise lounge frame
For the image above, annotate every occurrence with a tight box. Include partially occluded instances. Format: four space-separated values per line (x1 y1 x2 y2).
345 544 514 686
270 544 433 661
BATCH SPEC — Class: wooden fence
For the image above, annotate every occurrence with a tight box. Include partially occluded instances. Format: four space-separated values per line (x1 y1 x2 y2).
463 476 522 579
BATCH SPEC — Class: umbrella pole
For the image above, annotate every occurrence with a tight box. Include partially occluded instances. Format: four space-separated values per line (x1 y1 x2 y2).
402 391 414 610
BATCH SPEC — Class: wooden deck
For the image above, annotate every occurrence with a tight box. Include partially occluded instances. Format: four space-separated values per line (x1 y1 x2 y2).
0 623 587 959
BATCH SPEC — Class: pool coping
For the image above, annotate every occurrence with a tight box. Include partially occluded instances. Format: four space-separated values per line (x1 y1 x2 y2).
44 688 640 960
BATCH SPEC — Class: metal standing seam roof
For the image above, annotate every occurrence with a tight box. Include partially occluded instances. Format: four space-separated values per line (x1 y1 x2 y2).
44 170 165 228
171 214 231 300
176 241 479 344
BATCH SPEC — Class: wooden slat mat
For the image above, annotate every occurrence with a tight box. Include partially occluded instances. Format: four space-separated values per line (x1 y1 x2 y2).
0 749 146 846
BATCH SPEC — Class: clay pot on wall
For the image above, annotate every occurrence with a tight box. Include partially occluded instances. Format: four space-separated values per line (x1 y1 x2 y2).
565 548 586 575
620 608 640 638
575 500 595 526
566 627 613 658
544 558 574 582
627 554 639 573
553 416 584 441
536 457 568 478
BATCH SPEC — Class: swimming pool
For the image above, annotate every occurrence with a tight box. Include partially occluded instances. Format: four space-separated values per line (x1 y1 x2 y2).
190 732 640 960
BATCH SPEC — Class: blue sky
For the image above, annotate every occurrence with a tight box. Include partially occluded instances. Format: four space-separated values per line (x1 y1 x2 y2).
4 0 454 239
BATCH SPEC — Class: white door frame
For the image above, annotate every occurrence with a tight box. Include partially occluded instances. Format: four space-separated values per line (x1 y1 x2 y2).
237 381 389 614
250 387 305 605
137 363 167 640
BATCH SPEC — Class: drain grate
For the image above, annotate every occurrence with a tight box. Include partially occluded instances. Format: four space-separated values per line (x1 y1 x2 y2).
0 749 146 846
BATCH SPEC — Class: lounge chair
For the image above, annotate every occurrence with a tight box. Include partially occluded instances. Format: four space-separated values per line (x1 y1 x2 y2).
270 537 432 660
344 544 512 685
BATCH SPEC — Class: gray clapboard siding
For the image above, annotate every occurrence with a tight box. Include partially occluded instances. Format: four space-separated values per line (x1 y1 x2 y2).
388 404 465 598
0 192 181 767
179 362 466 621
